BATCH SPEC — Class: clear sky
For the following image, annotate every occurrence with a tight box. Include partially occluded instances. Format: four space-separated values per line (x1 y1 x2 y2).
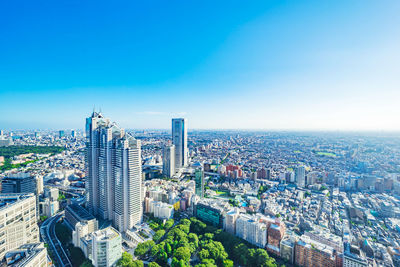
1 0 399 131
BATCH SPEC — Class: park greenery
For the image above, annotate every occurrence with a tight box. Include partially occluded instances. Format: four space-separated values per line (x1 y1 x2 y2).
0 145 65 171
135 216 277 267
314 151 337 158
117 252 144 267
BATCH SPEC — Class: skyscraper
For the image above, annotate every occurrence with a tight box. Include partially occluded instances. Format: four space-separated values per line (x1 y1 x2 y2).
59 130 65 138
295 166 306 188
162 144 175 178
85 111 143 232
194 165 204 198
172 118 188 169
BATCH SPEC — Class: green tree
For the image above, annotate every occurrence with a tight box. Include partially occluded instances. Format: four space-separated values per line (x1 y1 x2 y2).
174 246 191 263
181 218 191 226
223 259 234 267
196 259 217 267
150 244 160 257
177 224 190 234
131 260 144 267
166 242 172 256
232 243 248 266
203 241 227 265
247 249 276 267
148 263 161 267
153 229 165 243
156 251 168 266
190 218 206 235
198 249 210 261
116 252 134 267
149 222 160 230
188 233 199 246
134 240 155 257
164 219 174 230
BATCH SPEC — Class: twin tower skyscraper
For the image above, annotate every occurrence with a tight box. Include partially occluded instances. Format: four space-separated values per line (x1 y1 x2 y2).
85 112 187 233
85 111 142 232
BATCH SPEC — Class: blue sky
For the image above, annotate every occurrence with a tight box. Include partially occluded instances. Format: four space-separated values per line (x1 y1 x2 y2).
1 0 399 130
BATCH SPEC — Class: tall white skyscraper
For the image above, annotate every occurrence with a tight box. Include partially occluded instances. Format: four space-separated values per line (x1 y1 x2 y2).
172 118 187 169
162 144 175 178
85 111 143 232
295 166 306 188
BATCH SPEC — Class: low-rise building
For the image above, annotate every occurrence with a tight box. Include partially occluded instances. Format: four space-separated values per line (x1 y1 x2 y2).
4 243 48 267
91 227 122 267
65 204 98 232
267 222 286 256
295 235 340 267
280 235 296 264
153 201 174 220
0 193 39 260
343 242 368 267
235 214 267 248
40 198 59 217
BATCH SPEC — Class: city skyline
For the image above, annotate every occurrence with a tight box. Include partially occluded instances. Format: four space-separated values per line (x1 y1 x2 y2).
1 1 400 131
1 2 400 267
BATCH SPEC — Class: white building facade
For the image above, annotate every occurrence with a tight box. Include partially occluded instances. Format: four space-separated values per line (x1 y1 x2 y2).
162 144 175 178
235 214 267 248
0 193 39 260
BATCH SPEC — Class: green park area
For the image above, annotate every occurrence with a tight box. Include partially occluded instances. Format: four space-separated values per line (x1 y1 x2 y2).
0 145 65 171
315 151 337 158
126 216 279 267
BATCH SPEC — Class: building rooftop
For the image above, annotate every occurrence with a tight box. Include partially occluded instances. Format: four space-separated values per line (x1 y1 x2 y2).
4 243 46 266
66 204 96 221
0 193 35 211
92 227 120 241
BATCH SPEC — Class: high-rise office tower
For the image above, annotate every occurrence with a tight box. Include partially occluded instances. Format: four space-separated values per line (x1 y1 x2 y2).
86 111 143 232
59 130 65 138
295 166 306 188
172 118 188 169
71 130 76 138
162 144 175 178
194 165 204 198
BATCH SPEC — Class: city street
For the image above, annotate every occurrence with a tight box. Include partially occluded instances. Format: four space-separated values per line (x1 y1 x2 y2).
40 212 73 267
